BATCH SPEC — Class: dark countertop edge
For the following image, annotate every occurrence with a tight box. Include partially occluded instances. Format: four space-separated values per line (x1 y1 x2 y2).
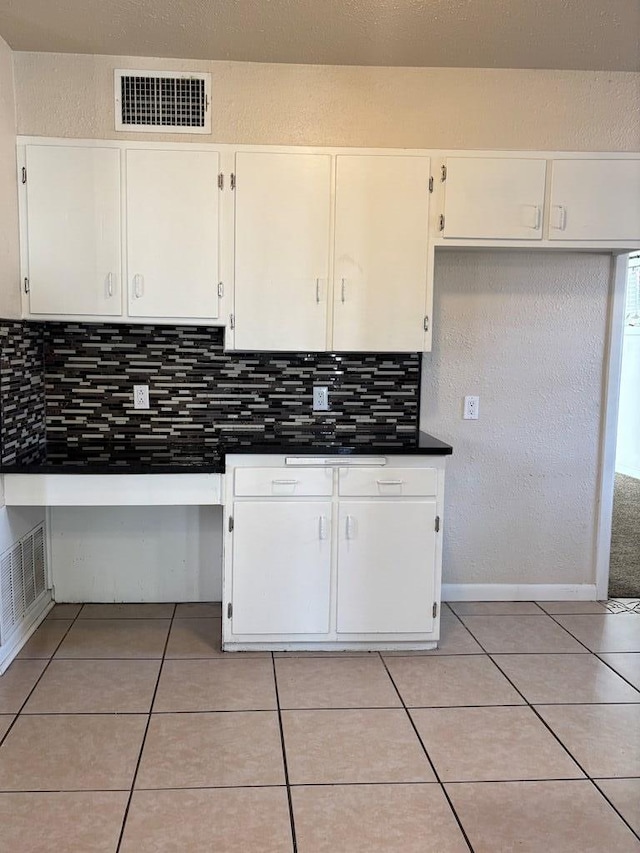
224 432 452 457
0 462 227 475
0 431 452 475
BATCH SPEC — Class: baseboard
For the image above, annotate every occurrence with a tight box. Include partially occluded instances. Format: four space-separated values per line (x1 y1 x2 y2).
441 583 598 602
0 592 53 675
615 465 640 480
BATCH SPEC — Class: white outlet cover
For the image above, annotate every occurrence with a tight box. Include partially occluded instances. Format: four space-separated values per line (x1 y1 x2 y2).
463 395 479 420
133 384 150 410
313 386 330 411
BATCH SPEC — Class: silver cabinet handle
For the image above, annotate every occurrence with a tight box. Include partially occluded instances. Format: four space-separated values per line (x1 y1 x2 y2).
534 205 542 230
524 204 542 231
376 479 404 486
106 272 115 297
133 274 144 298
272 479 299 486
318 516 329 540
345 515 354 540
341 278 346 303
551 205 567 231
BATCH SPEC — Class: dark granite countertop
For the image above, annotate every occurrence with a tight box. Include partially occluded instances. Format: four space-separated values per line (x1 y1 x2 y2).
0 431 452 475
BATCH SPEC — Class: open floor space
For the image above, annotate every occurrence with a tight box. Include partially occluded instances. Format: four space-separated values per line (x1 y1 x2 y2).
1 600 639 852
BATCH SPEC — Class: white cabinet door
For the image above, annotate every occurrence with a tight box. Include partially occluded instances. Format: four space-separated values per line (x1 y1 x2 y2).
549 160 640 241
25 145 121 316
234 152 331 350
333 156 431 352
337 500 436 634
442 157 546 239
126 149 220 319
231 501 332 635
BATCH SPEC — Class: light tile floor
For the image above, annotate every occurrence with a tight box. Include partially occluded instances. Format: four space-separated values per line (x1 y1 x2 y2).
0 600 638 852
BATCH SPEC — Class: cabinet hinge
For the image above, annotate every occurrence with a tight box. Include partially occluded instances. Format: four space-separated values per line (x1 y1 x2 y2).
21 166 27 184
432 602 438 618
23 277 30 294
227 602 233 618
229 313 235 330
423 315 429 332
439 214 445 232
217 281 224 298
428 176 434 193
230 173 236 190
440 164 447 182
435 515 440 532
228 516 234 532
217 173 224 190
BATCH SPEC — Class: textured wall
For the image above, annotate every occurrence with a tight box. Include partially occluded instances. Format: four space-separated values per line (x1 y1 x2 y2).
0 36 20 320
13 52 640 151
421 251 611 586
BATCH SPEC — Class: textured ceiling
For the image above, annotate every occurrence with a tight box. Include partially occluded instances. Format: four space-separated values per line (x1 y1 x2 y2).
0 0 638 71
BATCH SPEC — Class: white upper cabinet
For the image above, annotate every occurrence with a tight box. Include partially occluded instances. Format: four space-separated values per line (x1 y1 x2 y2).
233 152 331 351
126 149 220 319
549 160 640 241
333 155 431 352
24 145 122 316
441 157 546 240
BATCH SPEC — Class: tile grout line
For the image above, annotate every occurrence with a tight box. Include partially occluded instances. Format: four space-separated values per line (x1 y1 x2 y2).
541 609 640 697
449 608 640 843
0 605 84 749
271 655 298 853
2 777 626 795
115 603 177 853
593 652 640 694
378 653 475 853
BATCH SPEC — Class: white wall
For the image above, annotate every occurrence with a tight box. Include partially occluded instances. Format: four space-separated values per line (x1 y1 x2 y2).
11 51 638 596
49 506 222 602
0 492 45 556
422 251 610 587
0 35 20 319
616 328 640 479
0 39 43 581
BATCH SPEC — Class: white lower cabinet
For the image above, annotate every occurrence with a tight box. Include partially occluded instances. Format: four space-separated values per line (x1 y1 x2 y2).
231 501 332 635
223 455 445 651
336 501 436 635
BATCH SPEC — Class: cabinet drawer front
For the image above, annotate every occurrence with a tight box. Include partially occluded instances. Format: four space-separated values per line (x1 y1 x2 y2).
338 467 437 497
234 467 333 497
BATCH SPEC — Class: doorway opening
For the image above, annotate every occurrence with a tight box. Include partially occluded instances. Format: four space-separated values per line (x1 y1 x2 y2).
609 253 640 599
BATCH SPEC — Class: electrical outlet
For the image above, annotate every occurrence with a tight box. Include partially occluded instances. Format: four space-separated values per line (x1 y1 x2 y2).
133 384 150 410
463 395 479 420
313 386 329 411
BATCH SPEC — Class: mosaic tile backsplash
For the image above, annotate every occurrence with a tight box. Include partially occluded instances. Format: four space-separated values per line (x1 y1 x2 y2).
0 321 420 457
0 322 46 465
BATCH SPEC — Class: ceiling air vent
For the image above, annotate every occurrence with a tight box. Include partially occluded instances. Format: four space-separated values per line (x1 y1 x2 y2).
115 70 211 134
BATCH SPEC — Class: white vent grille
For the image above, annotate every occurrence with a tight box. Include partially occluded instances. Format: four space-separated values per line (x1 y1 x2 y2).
0 524 47 647
115 70 211 134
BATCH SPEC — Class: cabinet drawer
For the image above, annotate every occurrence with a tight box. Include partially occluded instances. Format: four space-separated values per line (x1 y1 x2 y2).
338 467 437 497
234 467 333 497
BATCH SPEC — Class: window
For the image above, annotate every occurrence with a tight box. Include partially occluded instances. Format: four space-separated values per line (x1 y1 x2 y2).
626 254 640 326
